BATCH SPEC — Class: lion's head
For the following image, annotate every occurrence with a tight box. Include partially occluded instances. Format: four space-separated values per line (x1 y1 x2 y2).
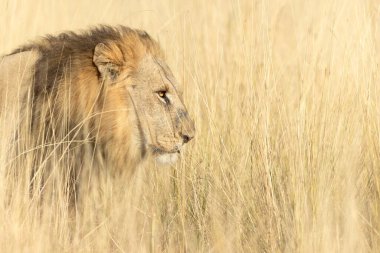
91 29 195 166
6 26 195 173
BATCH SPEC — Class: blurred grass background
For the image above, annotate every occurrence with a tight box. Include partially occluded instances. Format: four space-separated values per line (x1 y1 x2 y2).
1 0 380 252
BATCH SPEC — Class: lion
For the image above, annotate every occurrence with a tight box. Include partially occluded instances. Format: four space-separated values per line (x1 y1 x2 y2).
0 25 195 203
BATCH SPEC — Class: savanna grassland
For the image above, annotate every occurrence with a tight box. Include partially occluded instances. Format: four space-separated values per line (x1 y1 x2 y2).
1 0 380 252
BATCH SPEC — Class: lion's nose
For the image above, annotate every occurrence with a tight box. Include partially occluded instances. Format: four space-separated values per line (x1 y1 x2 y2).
180 119 195 144
181 133 193 144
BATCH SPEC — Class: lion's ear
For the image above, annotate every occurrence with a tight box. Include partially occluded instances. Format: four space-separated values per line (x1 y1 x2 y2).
93 43 122 81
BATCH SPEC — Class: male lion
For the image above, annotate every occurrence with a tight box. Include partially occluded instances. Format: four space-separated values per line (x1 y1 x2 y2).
0 25 195 202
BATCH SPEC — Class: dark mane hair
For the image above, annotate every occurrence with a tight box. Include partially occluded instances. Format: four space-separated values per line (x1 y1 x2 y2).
9 25 162 96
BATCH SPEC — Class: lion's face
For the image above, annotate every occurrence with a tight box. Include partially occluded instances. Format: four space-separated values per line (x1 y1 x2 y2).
93 41 194 165
125 56 195 164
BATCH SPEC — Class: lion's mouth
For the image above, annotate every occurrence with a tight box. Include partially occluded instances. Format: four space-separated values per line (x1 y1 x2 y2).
150 145 180 155
149 145 181 165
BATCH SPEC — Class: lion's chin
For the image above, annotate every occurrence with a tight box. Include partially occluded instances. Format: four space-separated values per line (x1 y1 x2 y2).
155 153 179 166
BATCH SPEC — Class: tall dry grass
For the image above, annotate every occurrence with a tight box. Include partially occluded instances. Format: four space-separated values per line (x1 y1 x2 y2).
1 0 380 252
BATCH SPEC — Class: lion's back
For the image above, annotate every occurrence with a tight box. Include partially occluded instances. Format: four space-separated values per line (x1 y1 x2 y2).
0 51 39 136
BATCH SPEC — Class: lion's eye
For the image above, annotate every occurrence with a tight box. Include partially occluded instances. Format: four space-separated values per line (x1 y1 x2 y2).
158 91 166 98
157 90 170 104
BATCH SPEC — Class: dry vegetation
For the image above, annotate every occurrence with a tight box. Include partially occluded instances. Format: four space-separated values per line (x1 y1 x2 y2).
1 0 380 252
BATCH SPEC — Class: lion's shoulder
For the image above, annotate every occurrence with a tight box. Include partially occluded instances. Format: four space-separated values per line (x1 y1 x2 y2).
0 51 39 140
0 51 40 112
